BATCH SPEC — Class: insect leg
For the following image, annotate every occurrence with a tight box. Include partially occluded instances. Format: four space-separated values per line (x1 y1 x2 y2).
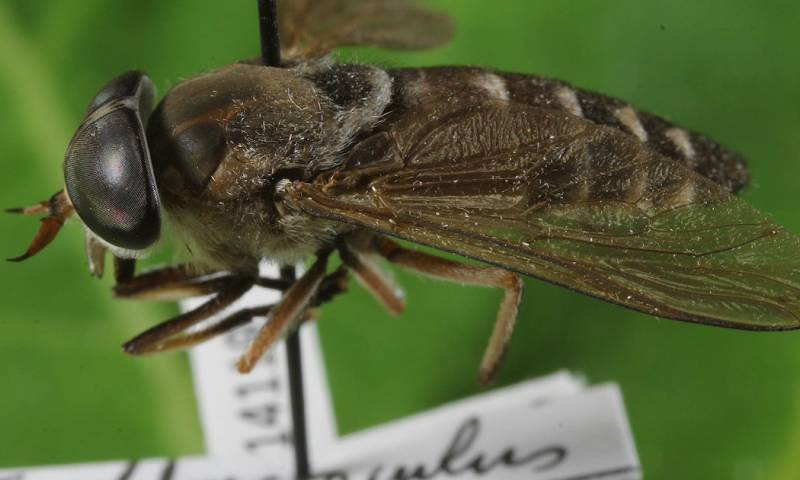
373 237 522 386
339 243 405 315
123 267 348 356
310 265 350 311
113 263 293 301
114 257 136 284
237 253 331 373
113 264 242 301
123 277 253 355
147 305 274 353
157 268 351 353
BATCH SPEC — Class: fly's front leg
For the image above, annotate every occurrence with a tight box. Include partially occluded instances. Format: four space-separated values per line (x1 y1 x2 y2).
122 266 349 356
114 263 250 301
113 261 266 351
116 254 348 363
114 257 136 284
373 237 523 386
113 260 282 354
123 276 254 355
146 304 274 353
113 261 292 301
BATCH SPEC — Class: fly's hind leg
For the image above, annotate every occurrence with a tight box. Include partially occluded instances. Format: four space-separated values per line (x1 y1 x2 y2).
371 237 523 386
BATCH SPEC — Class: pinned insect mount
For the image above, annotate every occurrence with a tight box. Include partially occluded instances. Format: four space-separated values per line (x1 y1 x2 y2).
8 0 800 392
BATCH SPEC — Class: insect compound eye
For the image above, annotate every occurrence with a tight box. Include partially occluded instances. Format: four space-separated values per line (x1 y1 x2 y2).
64 71 161 251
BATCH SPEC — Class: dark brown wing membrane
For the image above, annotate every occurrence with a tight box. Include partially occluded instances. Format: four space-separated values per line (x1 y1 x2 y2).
279 0 453 56
285 102 800 330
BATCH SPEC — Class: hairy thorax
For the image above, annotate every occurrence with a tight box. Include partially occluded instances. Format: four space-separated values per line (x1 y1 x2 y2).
145 60 392 272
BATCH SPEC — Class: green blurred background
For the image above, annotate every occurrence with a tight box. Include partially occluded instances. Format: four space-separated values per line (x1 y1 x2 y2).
1 1 799 478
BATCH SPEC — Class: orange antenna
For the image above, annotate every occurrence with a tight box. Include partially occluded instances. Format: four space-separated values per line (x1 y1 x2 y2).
7 191 74 262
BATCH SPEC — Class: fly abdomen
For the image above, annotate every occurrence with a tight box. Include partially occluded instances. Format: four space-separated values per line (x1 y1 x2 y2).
502 71 749 194
386 66 749 194
526 123 722 218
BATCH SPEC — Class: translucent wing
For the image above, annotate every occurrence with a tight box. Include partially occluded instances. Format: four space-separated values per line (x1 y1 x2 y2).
279 0 453 56
285 102 800 330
